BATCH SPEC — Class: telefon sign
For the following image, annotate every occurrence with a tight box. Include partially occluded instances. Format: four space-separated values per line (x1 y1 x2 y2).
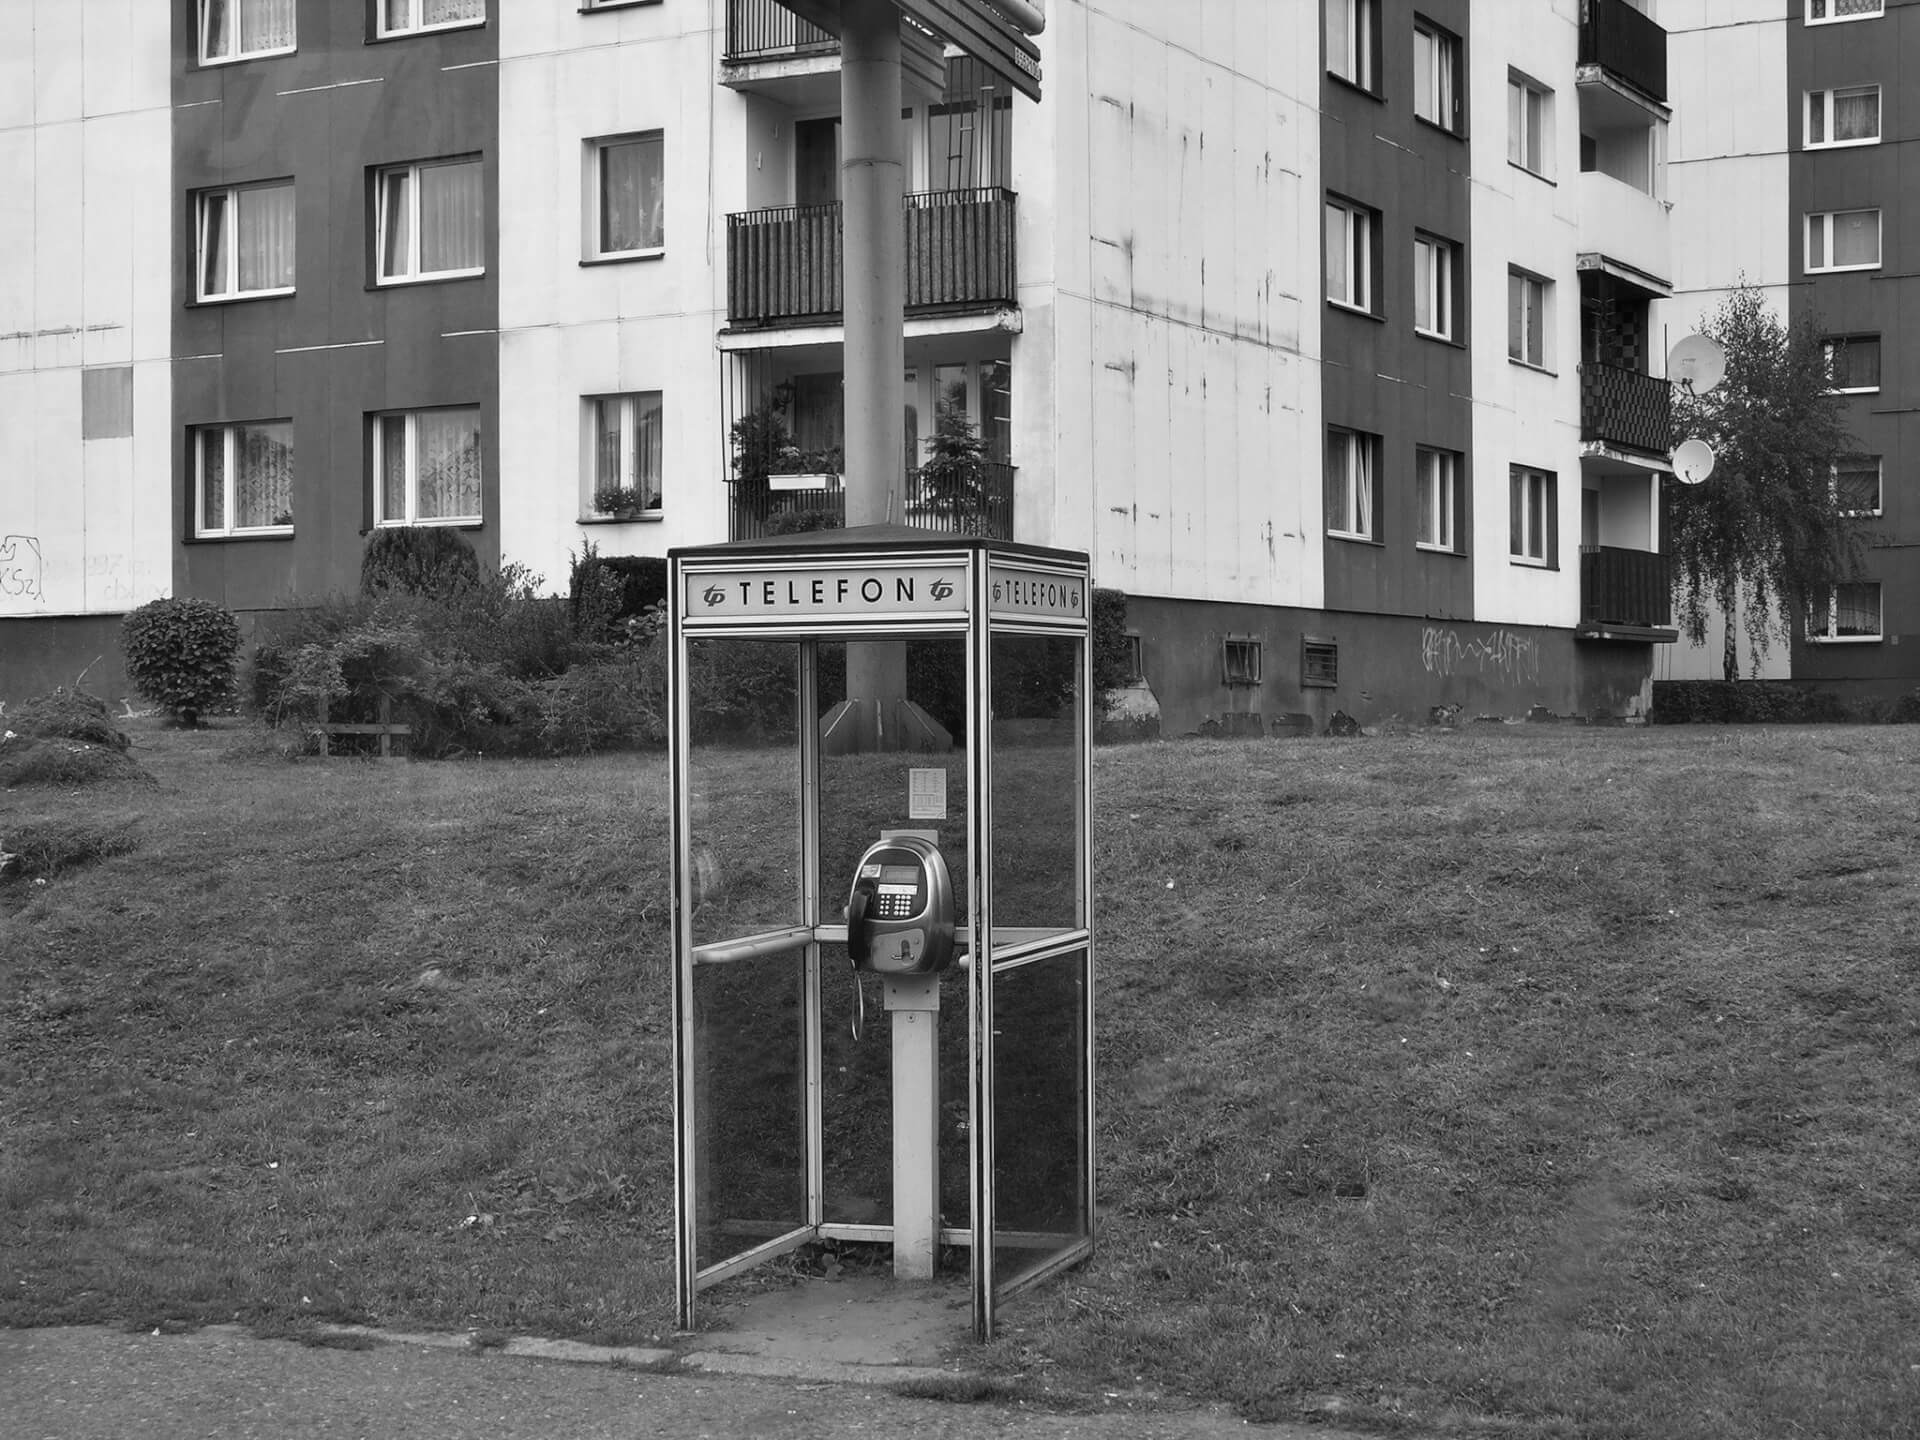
681 560 970 623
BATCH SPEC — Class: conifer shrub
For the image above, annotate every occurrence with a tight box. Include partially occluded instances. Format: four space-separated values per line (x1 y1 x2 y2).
119 597 242 726
360 526 481 598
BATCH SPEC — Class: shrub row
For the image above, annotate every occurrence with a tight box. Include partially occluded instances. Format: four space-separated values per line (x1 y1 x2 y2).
1652 680 1920 725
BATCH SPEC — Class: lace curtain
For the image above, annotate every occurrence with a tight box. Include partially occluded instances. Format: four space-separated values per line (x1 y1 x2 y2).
204 0 295 58
600 137 664 254
200 423 292 532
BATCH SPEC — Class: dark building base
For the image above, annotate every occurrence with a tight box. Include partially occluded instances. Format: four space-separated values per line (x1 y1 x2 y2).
1 615 135 711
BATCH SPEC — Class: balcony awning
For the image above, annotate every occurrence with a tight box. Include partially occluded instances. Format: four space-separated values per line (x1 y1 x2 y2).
1577 252 1671 299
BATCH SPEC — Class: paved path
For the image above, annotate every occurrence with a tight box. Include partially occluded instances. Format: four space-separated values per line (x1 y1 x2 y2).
0 1324 1377 1440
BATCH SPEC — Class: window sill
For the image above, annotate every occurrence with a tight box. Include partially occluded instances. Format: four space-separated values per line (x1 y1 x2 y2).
369 20 488 43
1508 160 1555 186
1413 115 1466 143
190 289 296 307
1805 138 1881 150
1328 530 1381 546
581 0 662 10
1414 326 1463 347
1326 72 1384 103
185 529 296 544
1509 358 1557 377
579 513 663 525
1509 556 1557 570
1416 542 1465 556
580 249 665 267
373 269 487 289
1327 300 1384 322
197 46 298 68
1805 12 1882 25
371 518 483 531
1830 387 1880 395
1806 264 1881 276
1806 634 1882 643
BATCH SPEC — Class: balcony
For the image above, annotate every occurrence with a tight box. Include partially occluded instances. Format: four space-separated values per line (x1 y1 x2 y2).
724 0 836 60
730 463 1017 541
1581 545 1672 629
1578 0 1666 105
1582 361 1672 457
727 188 1018 327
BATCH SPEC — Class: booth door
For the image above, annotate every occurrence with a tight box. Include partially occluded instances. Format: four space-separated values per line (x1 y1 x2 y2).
674 636 816 1323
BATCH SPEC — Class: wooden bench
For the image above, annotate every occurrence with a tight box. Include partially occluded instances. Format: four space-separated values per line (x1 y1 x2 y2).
314 697 411 760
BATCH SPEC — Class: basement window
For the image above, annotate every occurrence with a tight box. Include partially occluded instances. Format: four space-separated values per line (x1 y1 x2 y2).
1223 637 1262 687
1302 637 1339 688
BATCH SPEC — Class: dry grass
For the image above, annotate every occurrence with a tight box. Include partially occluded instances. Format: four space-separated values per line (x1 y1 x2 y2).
3 720 1917 1439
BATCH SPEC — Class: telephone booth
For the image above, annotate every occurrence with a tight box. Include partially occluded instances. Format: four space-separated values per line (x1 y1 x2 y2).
668 525 1094 1341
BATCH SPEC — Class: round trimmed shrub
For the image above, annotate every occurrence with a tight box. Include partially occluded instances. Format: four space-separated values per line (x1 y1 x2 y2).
360 526 480 597
119 597 242 726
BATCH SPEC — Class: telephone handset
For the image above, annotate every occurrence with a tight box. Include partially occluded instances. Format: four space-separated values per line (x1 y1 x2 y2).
846 834 956 976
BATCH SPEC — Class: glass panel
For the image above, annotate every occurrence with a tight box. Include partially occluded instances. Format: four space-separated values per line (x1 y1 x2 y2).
200 430 227 532
990 948 1090 1293
600 136 663 253
1833 210 1879 266
1325 203 1346 301
420 160 484 272
201 191 231 297
379 415 410 523
425 0 483 22
251 0 295 50
990 632 1083 936
384 0 411 29
380 169 412 279
692 944 808 1271
234 421 293 528
634 391 663 507
594 395 626 493
1414 29 1434 120
204 0 232 59
413 407 481 520
688 638 803 948
236 184 294 292
1414 238 1433 331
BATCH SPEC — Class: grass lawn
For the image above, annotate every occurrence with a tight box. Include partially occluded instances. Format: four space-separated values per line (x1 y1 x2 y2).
4 720 1918 1438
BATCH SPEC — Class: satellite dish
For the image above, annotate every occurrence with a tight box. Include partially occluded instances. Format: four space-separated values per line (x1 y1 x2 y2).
1668 334 1727 395
1672 437 1716 485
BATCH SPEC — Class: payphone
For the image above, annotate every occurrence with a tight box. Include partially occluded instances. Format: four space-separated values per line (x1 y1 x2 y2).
846 835 956 976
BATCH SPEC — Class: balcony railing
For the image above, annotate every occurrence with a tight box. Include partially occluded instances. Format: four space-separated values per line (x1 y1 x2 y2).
1582 545 1672 628
1579 0 1667 104
727 188 1018 325
725 0 836 61
1581 360 1672 456
731 463 1016 541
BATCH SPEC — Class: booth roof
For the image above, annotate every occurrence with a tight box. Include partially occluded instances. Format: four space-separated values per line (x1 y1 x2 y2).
669 524 1089 567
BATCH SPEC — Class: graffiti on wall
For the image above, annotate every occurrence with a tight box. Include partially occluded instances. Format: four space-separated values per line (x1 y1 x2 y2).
1421 626 1540 687
1 536 44 608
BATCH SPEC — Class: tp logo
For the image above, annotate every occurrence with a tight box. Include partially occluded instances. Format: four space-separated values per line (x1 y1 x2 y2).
702 585 726 607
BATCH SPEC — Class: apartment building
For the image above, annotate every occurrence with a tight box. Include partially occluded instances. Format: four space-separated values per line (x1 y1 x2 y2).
2 0 1690 733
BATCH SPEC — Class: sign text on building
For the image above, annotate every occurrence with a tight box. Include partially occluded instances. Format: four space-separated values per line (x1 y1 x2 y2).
682 561 970 623
989 563 1086 622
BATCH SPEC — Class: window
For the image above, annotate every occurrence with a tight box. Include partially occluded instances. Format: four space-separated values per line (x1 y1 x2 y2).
1416 447 1462 551
1508 72 1550 176
588 392 663 516
194 421 293 537
1809 582 1882 641
1508 269 1550 368
1325 196 1378 313
1807 1 1883 23
587 133 665 260
1223 637 1262 686
1414 18 1462 132
1326 0 1379 92
198 0 295 64
372 407 482 525
1823 334 1881 392
1806 209 1881 273
195 182 295 301
1302 638 1339 688
1123 632 1145 682
1326 427 1381 541
1835 455 1882 515
1510 466 1556 566
1414 233 1458 341
375 158 485 283
375 0 485 37
1806 85 1880 147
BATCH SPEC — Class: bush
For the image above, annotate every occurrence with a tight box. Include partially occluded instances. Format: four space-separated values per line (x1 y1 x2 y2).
1651 680 1849 725
360 527 481 598
1091 588 1132 697
6 688 127 750
0 735 152 789
119 597 242 725
539 654 663 754
568 545 669 643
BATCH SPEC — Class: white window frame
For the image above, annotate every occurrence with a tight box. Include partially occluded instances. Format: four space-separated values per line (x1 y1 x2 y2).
198 0 297 66
193 421 295 538
1806 1 1884 25
1834 455 1883 516
194 181 296 303
1326 0 1378 92
375 1 487 39
1416 447 1460 552
1806 208 1882 274
1326 427 1379 542
1510 466 1555 566
1508 71 1551 177
1414 18 1460 132
371 407 484 527
585 132 666 262
1805 85 1881 148
1508 268 1550 370
1414 233 1456 341
1808 582 1882 642
586 391 665 516
1325 196 1375 314
1223 637 1263 687
1822 334 1881 393
374 158 486 285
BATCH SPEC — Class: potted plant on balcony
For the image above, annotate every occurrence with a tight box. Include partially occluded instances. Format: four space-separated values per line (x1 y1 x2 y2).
768 443 844 488
592 483 656 520
916 398 990 535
